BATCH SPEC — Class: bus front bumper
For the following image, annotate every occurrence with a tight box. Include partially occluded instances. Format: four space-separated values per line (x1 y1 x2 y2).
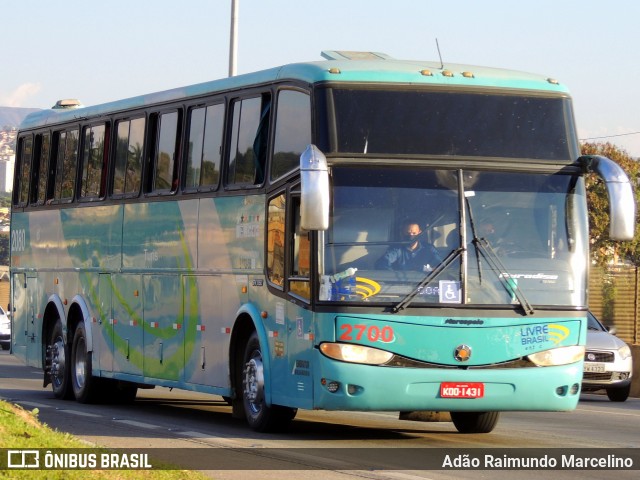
312 353 583 412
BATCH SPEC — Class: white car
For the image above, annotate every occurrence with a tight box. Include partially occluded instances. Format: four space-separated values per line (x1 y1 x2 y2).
0 306 10 351
582 312 633 401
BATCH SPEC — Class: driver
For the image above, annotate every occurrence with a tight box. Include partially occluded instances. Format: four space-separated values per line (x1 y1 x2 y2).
376 219 441 272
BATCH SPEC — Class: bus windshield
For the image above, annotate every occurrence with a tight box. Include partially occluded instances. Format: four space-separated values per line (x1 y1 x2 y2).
324 88 575 160
321 167 588 308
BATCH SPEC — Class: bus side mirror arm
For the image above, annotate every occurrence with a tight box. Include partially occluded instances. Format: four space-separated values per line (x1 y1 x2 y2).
578 155 636 241
300 145 330 231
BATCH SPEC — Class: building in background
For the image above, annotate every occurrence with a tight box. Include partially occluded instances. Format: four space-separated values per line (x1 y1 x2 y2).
0 156 14 193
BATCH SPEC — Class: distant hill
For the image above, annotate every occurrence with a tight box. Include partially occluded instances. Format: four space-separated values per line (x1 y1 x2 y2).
0 106 41 128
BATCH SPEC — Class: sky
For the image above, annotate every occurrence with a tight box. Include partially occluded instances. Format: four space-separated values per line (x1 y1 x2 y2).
1 0 639 157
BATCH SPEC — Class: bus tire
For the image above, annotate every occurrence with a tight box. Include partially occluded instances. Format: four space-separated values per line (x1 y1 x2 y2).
450 411 500 433
242 331 297 432
49 319 74 400
70 322 99 403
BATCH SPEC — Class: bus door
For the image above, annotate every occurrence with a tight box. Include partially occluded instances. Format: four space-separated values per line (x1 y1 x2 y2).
267 191 314 407
11 273 35 363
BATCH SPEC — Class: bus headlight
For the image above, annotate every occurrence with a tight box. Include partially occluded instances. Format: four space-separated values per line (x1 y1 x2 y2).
527 346 585 366
319 342 393 365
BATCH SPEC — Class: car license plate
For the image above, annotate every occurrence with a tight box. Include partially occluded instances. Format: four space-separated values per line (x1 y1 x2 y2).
584 362 606 373
440 382 484 398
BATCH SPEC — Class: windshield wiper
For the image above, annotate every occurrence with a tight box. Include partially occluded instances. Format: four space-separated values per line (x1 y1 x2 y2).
472 237 535 316
464 194 534 316
391 247 464 313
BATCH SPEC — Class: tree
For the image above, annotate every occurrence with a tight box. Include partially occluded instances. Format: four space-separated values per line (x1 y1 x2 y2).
581 142 640 266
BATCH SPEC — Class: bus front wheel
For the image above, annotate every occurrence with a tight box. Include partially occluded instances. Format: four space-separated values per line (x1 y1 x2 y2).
450 411 500 433
241 331 297 432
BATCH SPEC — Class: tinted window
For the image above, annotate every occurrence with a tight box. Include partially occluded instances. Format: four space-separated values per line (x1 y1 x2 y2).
228 94 270 186
186 104 223 190
16 136 33 206
113 117 145 196
328 89 574 160
80 124 107 199
35 133 51 205
271 90 311 181
153 111 180 192
53 129 79 201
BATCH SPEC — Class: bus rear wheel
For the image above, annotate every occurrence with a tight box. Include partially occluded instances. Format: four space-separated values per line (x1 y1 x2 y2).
70 322 100 403
49 319 73 400
450 411 500 433
241 331 296 432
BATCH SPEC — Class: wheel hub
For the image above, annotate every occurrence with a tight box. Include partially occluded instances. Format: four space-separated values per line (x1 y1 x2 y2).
51 339 66 386
74 337 86 389
243 357 264 407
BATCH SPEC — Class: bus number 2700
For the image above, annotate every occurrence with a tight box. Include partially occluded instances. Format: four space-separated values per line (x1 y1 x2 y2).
339 324 394 343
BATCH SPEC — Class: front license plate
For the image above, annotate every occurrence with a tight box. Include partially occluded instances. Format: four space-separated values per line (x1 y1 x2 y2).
440 382 484 398
584 362 606 373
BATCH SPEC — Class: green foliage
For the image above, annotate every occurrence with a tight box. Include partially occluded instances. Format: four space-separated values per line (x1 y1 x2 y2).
0 400 207 479
581 142 640 266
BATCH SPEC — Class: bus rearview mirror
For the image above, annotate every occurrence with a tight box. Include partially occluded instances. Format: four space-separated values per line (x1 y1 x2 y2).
300 145 330 231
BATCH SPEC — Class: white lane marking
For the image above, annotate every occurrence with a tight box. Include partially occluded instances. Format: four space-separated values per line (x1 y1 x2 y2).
59 409 102 418
178 431 211 438
13 401 51 409
176 431 248 448
113 419 161 429
578 407 640 417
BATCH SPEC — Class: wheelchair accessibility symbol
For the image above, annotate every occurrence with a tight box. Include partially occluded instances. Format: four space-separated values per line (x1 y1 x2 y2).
439 280 461 304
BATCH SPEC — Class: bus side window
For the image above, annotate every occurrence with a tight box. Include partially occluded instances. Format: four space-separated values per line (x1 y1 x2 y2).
34 133 51 205
14 135 33 207
267 193 286 287
113 117 145 196
227 94 271 186
185 103 223 191
149 110 181 194
271 90 311 181
290 196 311 300
80 123 108 199
52 129 79 201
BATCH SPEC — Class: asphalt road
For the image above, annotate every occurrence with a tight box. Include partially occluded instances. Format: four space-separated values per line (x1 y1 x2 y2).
0 351 638 480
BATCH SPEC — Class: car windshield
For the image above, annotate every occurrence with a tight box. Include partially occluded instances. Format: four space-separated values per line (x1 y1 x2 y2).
320 167 588 309
587 313 606 331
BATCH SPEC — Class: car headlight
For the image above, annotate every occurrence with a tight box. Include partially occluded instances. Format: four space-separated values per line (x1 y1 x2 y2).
619 344 632 361
320 342 393 365
527 346 585 366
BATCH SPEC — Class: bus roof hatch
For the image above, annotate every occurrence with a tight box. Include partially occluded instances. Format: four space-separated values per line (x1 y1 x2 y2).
321 51 393 61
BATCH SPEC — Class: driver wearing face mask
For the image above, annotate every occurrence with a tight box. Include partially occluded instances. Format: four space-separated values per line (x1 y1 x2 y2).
376 219 442 272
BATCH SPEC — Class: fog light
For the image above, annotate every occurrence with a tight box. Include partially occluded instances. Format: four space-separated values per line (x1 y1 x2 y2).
347 384 363 395
556 386 567 396
327 381 340 393
569 383 580 395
